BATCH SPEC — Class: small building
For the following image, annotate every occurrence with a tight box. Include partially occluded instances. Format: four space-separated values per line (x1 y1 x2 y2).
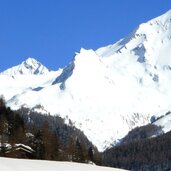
5 144 34 159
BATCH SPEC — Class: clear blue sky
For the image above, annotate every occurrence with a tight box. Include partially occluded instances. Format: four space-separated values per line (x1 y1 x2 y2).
0 0 171 71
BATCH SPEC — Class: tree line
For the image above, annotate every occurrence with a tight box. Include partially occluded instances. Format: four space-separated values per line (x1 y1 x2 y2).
0 97 101 164
102 124 171 170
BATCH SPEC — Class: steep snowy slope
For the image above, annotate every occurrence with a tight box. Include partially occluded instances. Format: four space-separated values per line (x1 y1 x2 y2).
152 111 171 133
1 10 171 151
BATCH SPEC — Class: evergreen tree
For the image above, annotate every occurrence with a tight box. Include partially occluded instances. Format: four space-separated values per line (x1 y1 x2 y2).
32 130 45 159
72 138 86 163
88 147 94 162
41 121 59 160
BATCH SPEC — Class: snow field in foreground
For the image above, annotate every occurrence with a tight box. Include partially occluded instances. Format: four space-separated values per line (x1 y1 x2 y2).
0 157 128 171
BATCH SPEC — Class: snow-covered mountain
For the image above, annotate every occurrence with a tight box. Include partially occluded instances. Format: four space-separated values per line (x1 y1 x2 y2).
1 10 171 151
1 57 49 76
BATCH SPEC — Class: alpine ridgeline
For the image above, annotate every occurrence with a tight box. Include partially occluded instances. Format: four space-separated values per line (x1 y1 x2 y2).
1 10 171 151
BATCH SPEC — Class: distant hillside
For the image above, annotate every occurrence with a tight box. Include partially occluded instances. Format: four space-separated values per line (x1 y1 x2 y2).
102 125 171 171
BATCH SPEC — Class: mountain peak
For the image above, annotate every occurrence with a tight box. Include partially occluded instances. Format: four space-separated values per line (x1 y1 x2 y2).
1 57 49 76
23 57 40 66
96 9 171 67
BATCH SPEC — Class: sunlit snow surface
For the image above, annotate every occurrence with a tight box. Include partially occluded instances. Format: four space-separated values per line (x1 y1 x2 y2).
0 157 128 171
1 10 171 151
2 58 50 75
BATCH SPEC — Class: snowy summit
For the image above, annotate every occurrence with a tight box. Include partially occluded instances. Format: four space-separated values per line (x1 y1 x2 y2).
1 57 49 76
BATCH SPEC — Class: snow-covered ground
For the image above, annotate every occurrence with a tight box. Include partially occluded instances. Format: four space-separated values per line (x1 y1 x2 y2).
153 112 171 133
1 10 171 151
0 157 128 171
